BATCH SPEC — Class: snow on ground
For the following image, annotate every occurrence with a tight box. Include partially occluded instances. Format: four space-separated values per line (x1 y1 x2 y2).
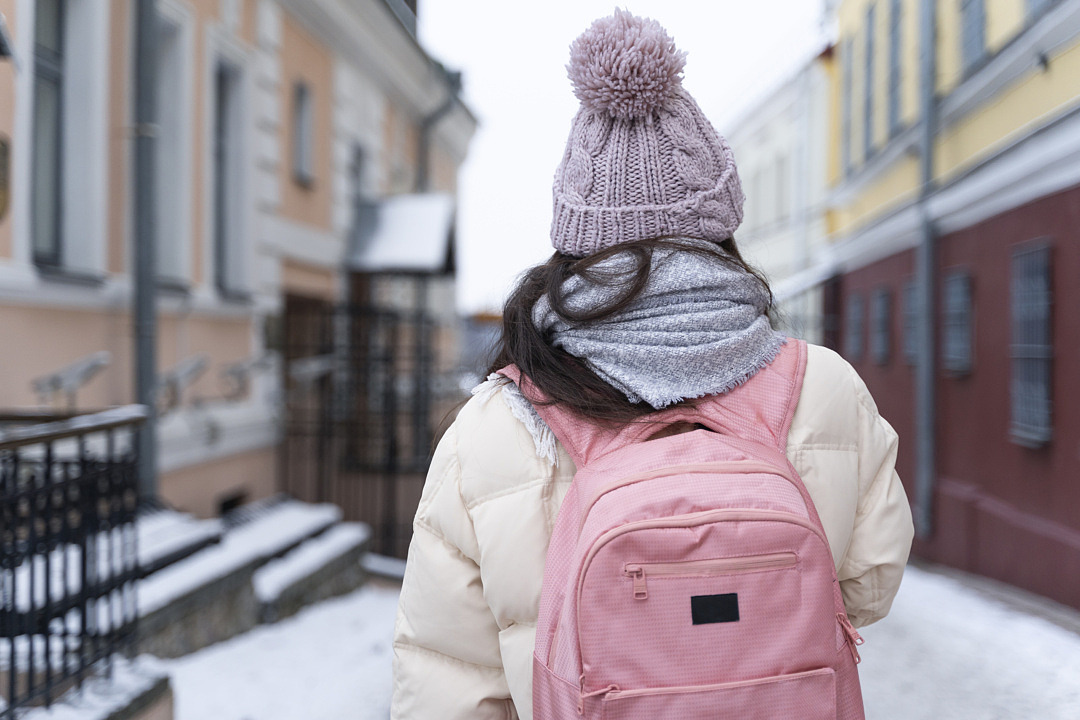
163 583 400 720
161 564 1080 720
860 565 1080 719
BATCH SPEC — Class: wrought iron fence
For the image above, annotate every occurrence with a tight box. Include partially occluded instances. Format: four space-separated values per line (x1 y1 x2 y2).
281 291 460 559
0 406 146 718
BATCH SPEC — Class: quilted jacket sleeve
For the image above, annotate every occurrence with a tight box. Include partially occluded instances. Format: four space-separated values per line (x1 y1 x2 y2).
837 362 915 628
391 421 516 720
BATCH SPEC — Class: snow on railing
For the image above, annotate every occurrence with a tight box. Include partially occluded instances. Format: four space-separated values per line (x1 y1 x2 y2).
1 405 146 718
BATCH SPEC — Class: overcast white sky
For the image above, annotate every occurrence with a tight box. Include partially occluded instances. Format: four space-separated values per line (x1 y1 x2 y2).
418 1 829 314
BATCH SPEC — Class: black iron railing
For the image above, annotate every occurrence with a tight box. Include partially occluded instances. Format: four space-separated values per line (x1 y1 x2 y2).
0 406 146 718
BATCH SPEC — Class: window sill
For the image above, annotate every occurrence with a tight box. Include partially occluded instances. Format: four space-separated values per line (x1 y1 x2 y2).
35 263 107 287
1010 424 1052 449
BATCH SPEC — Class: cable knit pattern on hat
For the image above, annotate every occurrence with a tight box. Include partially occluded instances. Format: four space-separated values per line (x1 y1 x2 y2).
552 10 744 257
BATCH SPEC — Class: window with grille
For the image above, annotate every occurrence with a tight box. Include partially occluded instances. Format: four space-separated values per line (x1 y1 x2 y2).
32 0 65 267
870 288 891 365
942 271 973 375
864 4 877 159
845 293 865 363
903 279 918 365
1010 243 1052 447
842 38 853 175
961 0 986 74
888 0 902 136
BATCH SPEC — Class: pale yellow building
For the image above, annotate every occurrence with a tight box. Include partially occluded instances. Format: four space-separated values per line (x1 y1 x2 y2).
0 0 474 518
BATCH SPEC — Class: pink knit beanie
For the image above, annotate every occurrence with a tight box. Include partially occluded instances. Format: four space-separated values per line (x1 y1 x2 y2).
551 10 744 257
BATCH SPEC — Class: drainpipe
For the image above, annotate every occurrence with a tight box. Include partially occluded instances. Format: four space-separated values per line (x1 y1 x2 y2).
416 69 462 193
914 0 938 538
133 0 159 499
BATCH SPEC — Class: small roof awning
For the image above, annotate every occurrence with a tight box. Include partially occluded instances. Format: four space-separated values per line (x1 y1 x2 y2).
348 193 456 275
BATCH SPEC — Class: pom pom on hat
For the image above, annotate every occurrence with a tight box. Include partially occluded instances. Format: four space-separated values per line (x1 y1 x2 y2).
567 9 687 121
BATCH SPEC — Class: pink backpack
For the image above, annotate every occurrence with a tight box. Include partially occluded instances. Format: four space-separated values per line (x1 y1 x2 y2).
500 340 865 719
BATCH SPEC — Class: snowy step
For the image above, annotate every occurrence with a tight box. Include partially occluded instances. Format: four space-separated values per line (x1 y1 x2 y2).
136 499 342 658
138 508 223 576
139 499 340 617
254 522 372 623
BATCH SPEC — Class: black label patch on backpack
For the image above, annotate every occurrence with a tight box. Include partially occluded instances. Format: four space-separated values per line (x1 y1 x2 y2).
691 593 740 625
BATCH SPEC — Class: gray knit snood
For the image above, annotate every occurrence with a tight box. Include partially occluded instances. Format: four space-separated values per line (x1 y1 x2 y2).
532 241 784 409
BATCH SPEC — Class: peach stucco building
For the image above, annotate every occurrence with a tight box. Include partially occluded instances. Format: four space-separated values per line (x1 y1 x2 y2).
0 0 474 517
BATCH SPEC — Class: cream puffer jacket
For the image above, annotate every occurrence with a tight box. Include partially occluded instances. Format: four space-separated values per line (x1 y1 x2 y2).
391 343 914 720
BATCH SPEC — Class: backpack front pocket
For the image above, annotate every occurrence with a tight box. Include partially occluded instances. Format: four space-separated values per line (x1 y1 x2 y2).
600 667 836 720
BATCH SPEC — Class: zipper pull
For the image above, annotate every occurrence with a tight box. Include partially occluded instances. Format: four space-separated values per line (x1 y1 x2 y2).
625 565 648 600
837 613 865 664
577 681 619 714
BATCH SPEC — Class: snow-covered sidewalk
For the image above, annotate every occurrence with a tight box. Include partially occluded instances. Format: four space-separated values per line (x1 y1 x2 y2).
860 565 1080 719
160 565 1080 720
163 583 400 720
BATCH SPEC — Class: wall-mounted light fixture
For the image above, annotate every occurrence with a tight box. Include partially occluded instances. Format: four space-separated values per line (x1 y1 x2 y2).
0 12 16 64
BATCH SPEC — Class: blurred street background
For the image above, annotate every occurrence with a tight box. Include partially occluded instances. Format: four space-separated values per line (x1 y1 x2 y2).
1 0 1079 718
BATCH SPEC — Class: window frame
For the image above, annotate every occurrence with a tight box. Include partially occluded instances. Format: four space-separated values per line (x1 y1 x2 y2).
942 269 974 376
961 0 987 75
864 3 877 160
842 37 853 176
844 292 866 363
31 0 65 268
902 279 918 366
292 80 314 187
888 0 903 137
1009 241 1053 448
870 287 892 366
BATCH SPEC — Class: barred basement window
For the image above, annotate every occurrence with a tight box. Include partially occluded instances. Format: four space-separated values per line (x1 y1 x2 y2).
1010 243 1052 447
845 293 865 363
961 0 986 74
942 271 973 375
903 280 918 365
870 288 891 365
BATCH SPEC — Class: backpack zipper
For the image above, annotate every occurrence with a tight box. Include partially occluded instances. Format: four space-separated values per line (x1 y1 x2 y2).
623 552 798 600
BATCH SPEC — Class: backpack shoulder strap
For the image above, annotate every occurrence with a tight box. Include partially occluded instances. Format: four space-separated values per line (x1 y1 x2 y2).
496 365 617 468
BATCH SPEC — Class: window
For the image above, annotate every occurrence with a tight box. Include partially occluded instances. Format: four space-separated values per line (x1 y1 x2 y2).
776 155 789 224
1010 243 1052 446
961 0 986 74
864 3 877 159
844 293 865 362
942 271 973 375
842 38 853 176
870 288 891 365
1027 0 1054 19
213 60 245 297
32 0 65 267
902 279 919 365
156 14 191 285
888 0 902 136
292 81 314 186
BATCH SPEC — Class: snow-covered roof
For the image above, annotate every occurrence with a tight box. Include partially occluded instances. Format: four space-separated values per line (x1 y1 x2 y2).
349 193 456 274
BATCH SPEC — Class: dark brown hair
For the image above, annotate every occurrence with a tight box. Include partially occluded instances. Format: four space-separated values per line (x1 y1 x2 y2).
485 237 774 424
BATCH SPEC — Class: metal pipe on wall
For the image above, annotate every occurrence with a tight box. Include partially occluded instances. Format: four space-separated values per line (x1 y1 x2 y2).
914 0 938 538
133 0 159 499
